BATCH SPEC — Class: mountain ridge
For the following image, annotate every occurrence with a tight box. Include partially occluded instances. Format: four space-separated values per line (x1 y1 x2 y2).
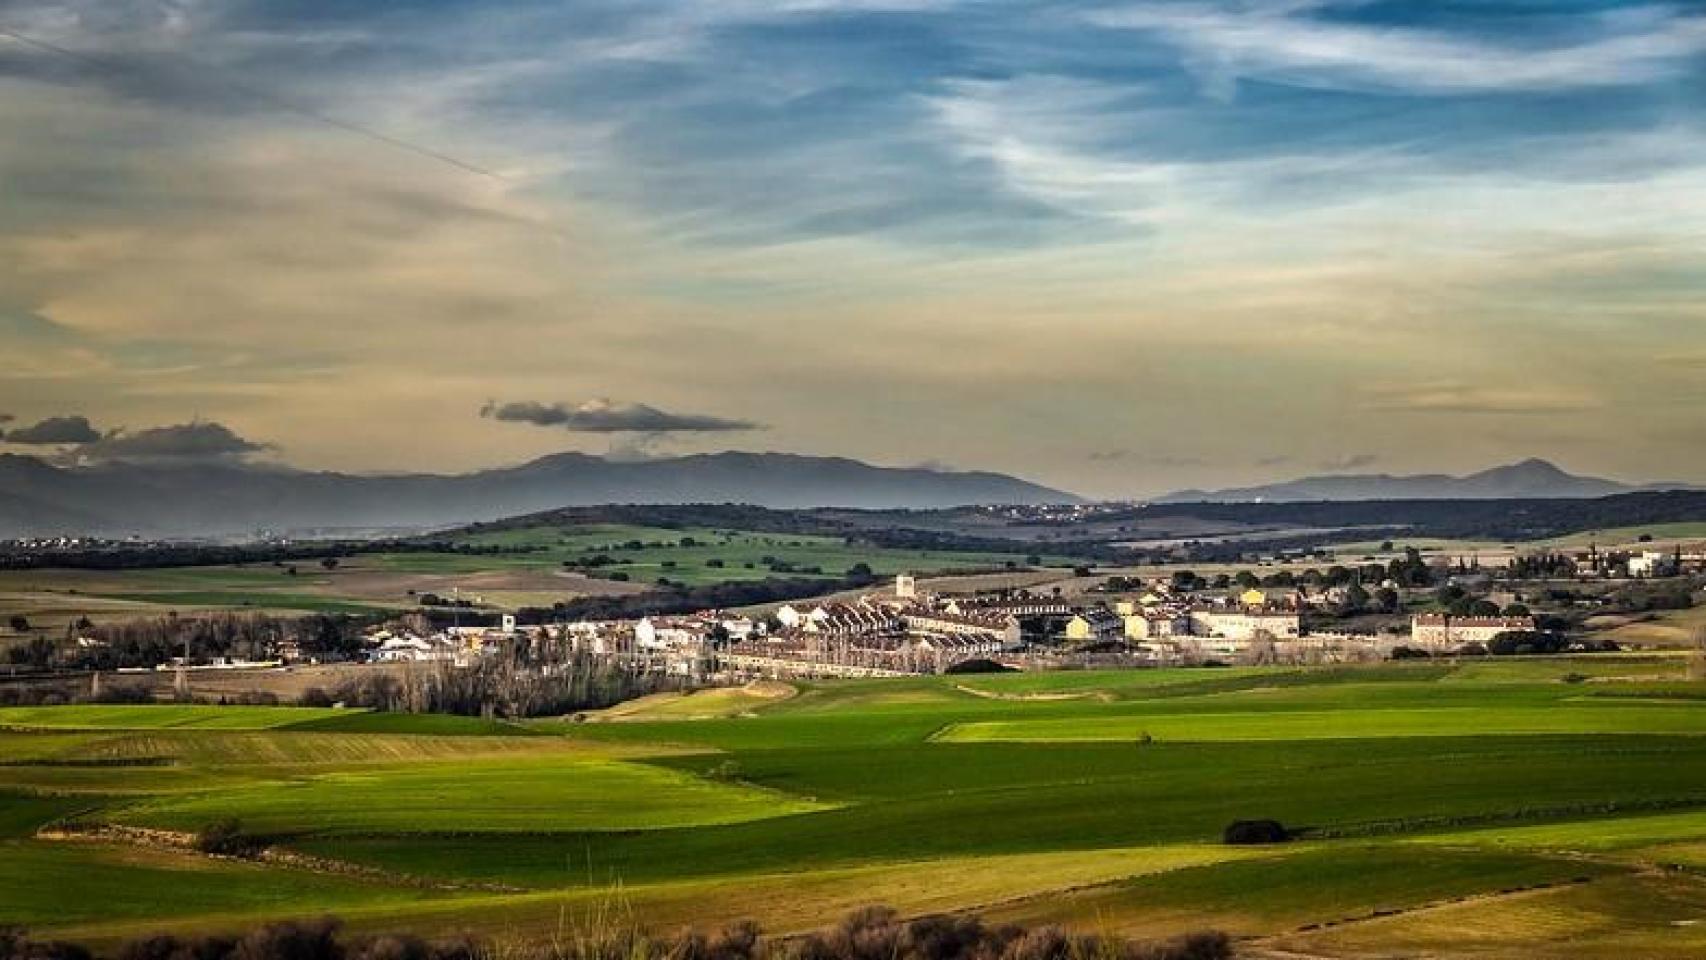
0 450 1080 538
1156 458 1695 503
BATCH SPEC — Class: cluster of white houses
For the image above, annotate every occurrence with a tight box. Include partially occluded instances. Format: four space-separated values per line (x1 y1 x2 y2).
353 574 1552 678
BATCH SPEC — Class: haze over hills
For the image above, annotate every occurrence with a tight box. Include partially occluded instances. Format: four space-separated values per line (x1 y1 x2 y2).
1156 458 1697 503
0 450 1081 539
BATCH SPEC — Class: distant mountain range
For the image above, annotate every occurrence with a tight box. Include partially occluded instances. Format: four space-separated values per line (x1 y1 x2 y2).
0 451 1080 539
1157 458 1697 503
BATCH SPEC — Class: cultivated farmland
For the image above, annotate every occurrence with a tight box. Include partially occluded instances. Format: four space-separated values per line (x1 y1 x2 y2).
4 659 1706 958
0 521 1088 629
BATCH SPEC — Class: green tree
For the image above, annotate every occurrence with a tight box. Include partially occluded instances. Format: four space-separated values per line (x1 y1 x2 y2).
1374 587 1400 613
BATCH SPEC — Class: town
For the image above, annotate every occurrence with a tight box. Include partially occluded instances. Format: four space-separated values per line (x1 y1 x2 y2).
274 537 1705 685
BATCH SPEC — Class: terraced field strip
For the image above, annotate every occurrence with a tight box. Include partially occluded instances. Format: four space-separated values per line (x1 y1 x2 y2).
106 753 835 835
935 702 1706 742
0 705 361 731
4 729 661 767
1261 871 1706 959
1403 808 1706 854
48 843 1282 945
983 845 1617 941
0 838 448 930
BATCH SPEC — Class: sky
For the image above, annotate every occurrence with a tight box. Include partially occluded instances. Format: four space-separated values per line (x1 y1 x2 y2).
0 0 1702 499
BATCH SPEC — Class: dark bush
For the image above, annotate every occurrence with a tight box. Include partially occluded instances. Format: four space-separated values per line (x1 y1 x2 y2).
104 921 476 960
1487 631 1568 656
195 818 266 858
1223 819 1290 845
942 659 1015 675
0 928 92 960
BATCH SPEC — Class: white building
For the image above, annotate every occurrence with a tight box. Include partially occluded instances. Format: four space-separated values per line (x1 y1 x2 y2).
1410 614 1535 650
903 611 1023 651
634 616 711 651
1628 551 1676 578
1188 609 1302 642
370 633 452 663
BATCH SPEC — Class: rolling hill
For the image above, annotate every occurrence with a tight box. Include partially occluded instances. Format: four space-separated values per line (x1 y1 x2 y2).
0 451 1081 539
1158 458 1694 503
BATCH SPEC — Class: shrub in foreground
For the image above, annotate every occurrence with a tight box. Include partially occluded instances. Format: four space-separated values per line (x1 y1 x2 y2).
1 909 1232 960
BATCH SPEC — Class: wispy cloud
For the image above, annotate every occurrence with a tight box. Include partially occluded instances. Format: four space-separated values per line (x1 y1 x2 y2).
1366 384 1601 416
0 0 1703 491
1319 452 1378 472
1090 2 1706 97
1088 449 1208 468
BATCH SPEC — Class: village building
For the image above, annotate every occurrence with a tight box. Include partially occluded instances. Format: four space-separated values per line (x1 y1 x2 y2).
903 610 1023 650
635 616 715 650
802 603 905 638
1123 609 1192 640
1188 608 1302 642
1628 550 1678 578
1410 613 1536 649
1063 608 1124 643
565 620 635 657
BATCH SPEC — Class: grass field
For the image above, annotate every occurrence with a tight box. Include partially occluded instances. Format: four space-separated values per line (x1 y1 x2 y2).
435 522 1081 588
9 664 1706 957
0 522 1089 629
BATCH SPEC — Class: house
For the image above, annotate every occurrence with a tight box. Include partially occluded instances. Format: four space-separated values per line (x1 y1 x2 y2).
635 616 713 650
802 603 903 638
1063 608 1123 643
370 633 451 663
565 621 635 656
1628 550 1677 578
1188 608 1302 642
1124 609 1191 640
720 616 760 642
946 595 1070 617
1410 613 1536 650
904 611 1023 650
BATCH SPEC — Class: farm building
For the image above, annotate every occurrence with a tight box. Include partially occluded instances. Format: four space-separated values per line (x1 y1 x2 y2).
1410 613 1537 649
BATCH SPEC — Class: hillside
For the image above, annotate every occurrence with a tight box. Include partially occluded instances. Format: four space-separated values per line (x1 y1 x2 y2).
9 662 1706 958
0 451 1080 539
1158 458 1692 503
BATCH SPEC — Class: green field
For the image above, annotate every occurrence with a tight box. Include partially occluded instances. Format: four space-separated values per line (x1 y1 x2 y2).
430 522 1080 587
0 523 1087 628
7 663 1706 957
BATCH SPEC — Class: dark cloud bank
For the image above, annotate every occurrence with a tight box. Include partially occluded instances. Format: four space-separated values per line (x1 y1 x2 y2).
481 399 761 434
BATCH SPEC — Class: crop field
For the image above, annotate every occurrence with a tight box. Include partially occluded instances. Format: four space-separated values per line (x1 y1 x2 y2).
0 523 1088 630
430 522 1081 588
6 660 1706 958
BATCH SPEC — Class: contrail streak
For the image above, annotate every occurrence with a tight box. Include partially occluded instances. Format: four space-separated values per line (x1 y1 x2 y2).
0 25 508 183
